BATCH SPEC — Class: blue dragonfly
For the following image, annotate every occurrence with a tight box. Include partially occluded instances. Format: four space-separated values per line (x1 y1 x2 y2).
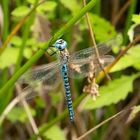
18 37 119 122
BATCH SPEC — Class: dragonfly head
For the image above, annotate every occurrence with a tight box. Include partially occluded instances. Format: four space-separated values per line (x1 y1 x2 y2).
55 39 67 51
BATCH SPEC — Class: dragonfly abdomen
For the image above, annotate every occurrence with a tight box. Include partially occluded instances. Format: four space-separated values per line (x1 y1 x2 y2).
61 64 74 122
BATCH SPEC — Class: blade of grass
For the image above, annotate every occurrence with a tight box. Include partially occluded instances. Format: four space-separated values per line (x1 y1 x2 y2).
1 0 9 40
0 0 9 90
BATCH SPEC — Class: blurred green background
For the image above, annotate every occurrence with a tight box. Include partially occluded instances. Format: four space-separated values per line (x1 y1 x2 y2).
0 0 140 140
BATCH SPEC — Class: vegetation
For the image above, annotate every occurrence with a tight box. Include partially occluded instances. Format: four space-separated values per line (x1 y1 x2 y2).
0 0 140 139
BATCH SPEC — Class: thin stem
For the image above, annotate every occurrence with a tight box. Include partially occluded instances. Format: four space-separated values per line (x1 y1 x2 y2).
0 0 97 112
113 0 131 26
111 0 119 25
102 88 140 139
83 0 111 81
1 0 9 40
76 108 132 140
16 84 42 140
0 88 30 125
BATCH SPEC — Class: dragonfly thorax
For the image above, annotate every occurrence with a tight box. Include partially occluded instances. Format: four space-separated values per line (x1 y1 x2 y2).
59 49 70 64
55 39 67 51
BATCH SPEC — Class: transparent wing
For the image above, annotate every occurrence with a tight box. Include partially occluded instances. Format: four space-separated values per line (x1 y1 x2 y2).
70 35 121 59
67 37 120 79
19 61 61 84
17 80 42 100
68 55 114 79
18 61 62 99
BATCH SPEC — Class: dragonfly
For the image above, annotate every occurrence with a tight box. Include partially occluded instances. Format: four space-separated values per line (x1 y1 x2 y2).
18 37 120 122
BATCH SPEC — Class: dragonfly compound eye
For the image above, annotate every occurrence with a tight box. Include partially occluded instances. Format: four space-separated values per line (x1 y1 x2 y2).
55 39 67 50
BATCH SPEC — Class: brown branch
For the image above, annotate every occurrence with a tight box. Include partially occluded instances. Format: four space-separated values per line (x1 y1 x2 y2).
111 0 119 25
113 0 131 26
97 35 140 82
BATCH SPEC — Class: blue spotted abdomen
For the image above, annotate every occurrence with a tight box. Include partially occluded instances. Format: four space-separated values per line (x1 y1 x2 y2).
61 64 74 122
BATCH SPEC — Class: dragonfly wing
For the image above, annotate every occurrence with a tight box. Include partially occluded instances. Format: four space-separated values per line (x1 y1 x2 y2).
17 80 42 100
70 44 110 60
18 61 62 94
68 55 114 79
18 74 63 101
70 36 121 59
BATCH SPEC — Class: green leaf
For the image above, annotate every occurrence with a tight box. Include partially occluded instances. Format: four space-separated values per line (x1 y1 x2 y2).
7 106 36 123
24 48 33 59
132 14 140 24
111 44 140 72
127 24 137 42
60 0 81 15
41 125 66 140
0 48 19 69
37 1 57 12
27 0 36 4
82 74 139 110
11 6 30 17
10 36 22 47
89 14 117 42
26 38 38 50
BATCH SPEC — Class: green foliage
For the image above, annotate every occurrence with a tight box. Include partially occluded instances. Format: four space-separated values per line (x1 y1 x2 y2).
127 13 140 42
6 106 36 123
50 91 62 106
35 98 45 108
0 0 140 139
37 1 57 13
27 0 38 4
42 125 66 140
11 6 30 17
123 0 138 44
82 74 139 110
111 44 140 72
89 14 117 42
0 48 19 68
79 13 117 42
132 14 140 24
10 36 22 47
60 0 81 16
